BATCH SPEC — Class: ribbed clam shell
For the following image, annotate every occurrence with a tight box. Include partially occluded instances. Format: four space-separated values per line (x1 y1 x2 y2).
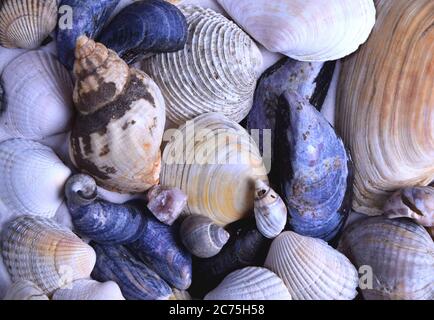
384 187 433 227
52 279 125 300
140 5 263 125
0 139 71 219
217 0 375 61
254 180 287 239
339 217 434 300
264 231 358 300
0 0 58 49
336 0 434 215
205 267 291 300
160 112 268 226
1 51 74 140
1 216 97 295
3 280 48 300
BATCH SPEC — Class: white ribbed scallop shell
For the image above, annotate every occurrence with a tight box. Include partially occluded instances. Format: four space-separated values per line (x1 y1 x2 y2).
217 0 375 61
52 279 125 300
3 280 48 300
0 139 71 220
141 5 263 125
1 50 74 140
1 215 96 295
205 267 291 300
264 231 358 300
0 0 58 49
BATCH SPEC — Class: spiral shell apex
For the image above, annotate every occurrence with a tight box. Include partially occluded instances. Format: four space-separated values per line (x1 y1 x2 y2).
1 216 97 295
0 0 58 49
70 36 166 193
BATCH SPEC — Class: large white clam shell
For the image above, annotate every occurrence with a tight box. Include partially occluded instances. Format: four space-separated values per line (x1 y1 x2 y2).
3 280 48 300
217 0 375 61
1 215 97 296
205 267 291 300
264 231 358 300
141 5 263 125
52 279 125 300
161 112 268 226
1 50 74 140
0 139 71 222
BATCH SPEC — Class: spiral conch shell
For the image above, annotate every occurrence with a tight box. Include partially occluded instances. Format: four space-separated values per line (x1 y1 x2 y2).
140 5 263 125
339 217 434 300
1 50 74 140
336 0 434 215
0 139 71 220
1 216 97 295
0 0 58 49
205 267 291 300
161 112 268 226
264 231 358 300
69 36 166 193
3 280 48 300
217 0 375 61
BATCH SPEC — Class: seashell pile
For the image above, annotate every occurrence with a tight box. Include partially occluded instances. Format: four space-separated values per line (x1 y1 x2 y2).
0 0 432 302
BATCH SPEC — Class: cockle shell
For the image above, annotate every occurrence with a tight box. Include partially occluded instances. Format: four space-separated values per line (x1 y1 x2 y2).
3 280 48 300
0 139 71 220
217 0 375 61
273 91 352 241
161 112 268 226
1 50 74 140
52 279 125 300
140 5 263 125
91 243 172 300
99 0 187 64
180 215 230 258
338 217 434 300
254 180 287 239
335 0 434 215
1 216 97 295
205 267 291 300
57 0 121 70
0 0 58 49
65 174 146 244
384 187 434 227
264 231 358 300
146 185 187 226
69 36 166 193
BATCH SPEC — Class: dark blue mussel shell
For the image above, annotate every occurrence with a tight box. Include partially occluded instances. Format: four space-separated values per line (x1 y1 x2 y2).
91 243 173 300
98 0 187 64
274 91 352 242
57 0 121 69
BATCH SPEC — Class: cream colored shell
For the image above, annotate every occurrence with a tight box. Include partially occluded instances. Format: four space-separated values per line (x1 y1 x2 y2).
3 280 48 300
52 279 125 300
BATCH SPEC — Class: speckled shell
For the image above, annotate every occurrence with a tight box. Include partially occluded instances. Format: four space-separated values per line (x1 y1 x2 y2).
161 113 268 226
146 185 187 226
65 174 146 245
339 217 434 300
336 0 434 215
1 216 97 295
217 0 375 61
264 231 358 300
274 91 351 241
3 280 48 300
69 36 166 193
0 139 71 219
57 0 121 70
0 0 57 49
205 267 291 300
254 180 287 239
140 5 263 125
180 215 230 258
128 212 192 290
1 51 74 140
91 243 172 300
99 0 187 64
384 187 434 227
52 279 125 300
